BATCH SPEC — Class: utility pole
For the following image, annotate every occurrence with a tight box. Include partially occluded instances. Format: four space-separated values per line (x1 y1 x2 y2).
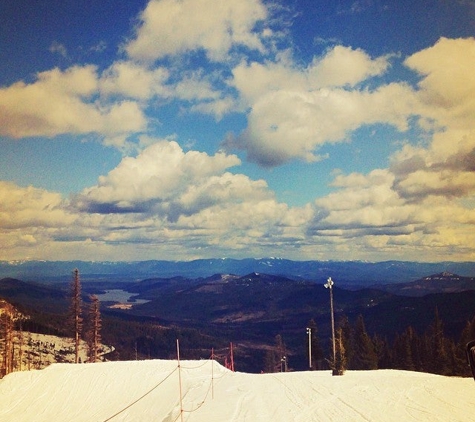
324 277 336 370
281 356 287 372
306 327 312 369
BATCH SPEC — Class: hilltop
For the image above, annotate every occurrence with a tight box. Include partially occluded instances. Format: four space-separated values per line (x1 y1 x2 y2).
376 272 475 296
0 359 474 421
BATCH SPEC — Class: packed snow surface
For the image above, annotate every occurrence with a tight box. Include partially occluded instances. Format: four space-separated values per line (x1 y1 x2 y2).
1 359 474 422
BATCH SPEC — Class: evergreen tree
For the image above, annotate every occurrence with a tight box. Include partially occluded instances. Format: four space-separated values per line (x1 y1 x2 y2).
393 326 416 371
352 314 378 370
372 334 392 369
264 334 286 372
338 315 354 368
331 327 347 375
455 317 475 376
427 307 450 375
69 268 83 364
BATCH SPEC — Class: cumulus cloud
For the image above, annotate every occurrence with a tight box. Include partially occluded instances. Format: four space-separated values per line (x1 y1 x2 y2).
232 45 390 104
233 83 415 166
0 181 75 229
386 38 475 202
306 168 475 261
0 66 147 139
0 140 313 260
228 46 414 166
100 61 170 100
307 45 390 88
405 37 475 130
125 0 268 62
73 140 269 219
391 130 475 201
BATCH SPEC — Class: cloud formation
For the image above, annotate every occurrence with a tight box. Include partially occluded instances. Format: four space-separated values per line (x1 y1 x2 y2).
73 140 269 220
125 0 268 62
1 0 474 262
228 48 413 166
0 66 147 139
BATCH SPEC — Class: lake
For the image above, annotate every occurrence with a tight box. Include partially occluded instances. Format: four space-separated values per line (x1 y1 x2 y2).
95 289 149 305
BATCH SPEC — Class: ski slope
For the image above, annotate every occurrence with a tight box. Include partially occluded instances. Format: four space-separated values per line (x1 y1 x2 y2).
0 359 474 422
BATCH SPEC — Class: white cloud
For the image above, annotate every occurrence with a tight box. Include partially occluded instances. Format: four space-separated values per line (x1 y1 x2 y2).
0 66 147 139
391 130 475 200
234 83 415 166
74 140 256 217
229 46 413 166
100 61 170 100
232 46 391 106
125 0 268 62
305 167 475 261
405 37 475 131
0 141 312 260
0 181 75 229
307 45 390 88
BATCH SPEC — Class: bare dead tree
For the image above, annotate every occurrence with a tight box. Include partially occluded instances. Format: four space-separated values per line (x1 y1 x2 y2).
87 295 102 363
0 300 26 377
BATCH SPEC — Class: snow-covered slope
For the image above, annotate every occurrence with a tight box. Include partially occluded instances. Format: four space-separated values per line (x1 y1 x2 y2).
0 359 474 422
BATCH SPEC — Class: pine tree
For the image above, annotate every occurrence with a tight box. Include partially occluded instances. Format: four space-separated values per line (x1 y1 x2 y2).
70 268 83 364
352 314 378 370
331 327 347 375
427 307 450 375
456 317 475 376
87 295 102 363
393 327 416 371
372 334 392 369
338 315 354 368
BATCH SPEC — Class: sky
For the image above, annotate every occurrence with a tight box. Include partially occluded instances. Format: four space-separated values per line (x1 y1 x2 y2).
1 358 475 421
1 0 475 262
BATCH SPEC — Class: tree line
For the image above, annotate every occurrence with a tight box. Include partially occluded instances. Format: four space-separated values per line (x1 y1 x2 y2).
263 309 475 377
322 309 475 376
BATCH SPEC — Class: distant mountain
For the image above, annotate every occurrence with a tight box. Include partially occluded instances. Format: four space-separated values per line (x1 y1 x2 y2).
375 272 475 297
3 271 475 372
1 258 475 286
119 272 475 348
0 277 69 312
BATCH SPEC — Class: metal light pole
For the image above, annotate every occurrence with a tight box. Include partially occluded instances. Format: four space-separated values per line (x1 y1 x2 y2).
324 277 336 368
306 327 312 369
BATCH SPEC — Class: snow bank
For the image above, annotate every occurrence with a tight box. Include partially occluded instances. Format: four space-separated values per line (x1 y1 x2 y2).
0 359 474 422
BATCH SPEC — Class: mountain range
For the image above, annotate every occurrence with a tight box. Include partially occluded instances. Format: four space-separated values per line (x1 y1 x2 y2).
1 258 475 286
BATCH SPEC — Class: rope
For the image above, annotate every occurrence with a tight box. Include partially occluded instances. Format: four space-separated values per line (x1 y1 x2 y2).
103 367 178 422
180 360 211 370
104 356 230 422
183 375 213 413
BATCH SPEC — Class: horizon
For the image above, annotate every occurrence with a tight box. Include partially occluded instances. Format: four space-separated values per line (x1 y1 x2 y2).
1 0 475 263
2 256 475 264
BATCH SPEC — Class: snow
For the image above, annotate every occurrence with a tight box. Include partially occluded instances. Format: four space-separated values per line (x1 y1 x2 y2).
12 332 113 369
1 360 474 422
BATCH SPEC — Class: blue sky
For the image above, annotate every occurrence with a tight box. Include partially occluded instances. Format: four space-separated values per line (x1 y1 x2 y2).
1 0 475 262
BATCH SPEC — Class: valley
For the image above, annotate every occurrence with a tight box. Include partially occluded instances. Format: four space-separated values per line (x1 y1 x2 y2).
1 259 475 374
